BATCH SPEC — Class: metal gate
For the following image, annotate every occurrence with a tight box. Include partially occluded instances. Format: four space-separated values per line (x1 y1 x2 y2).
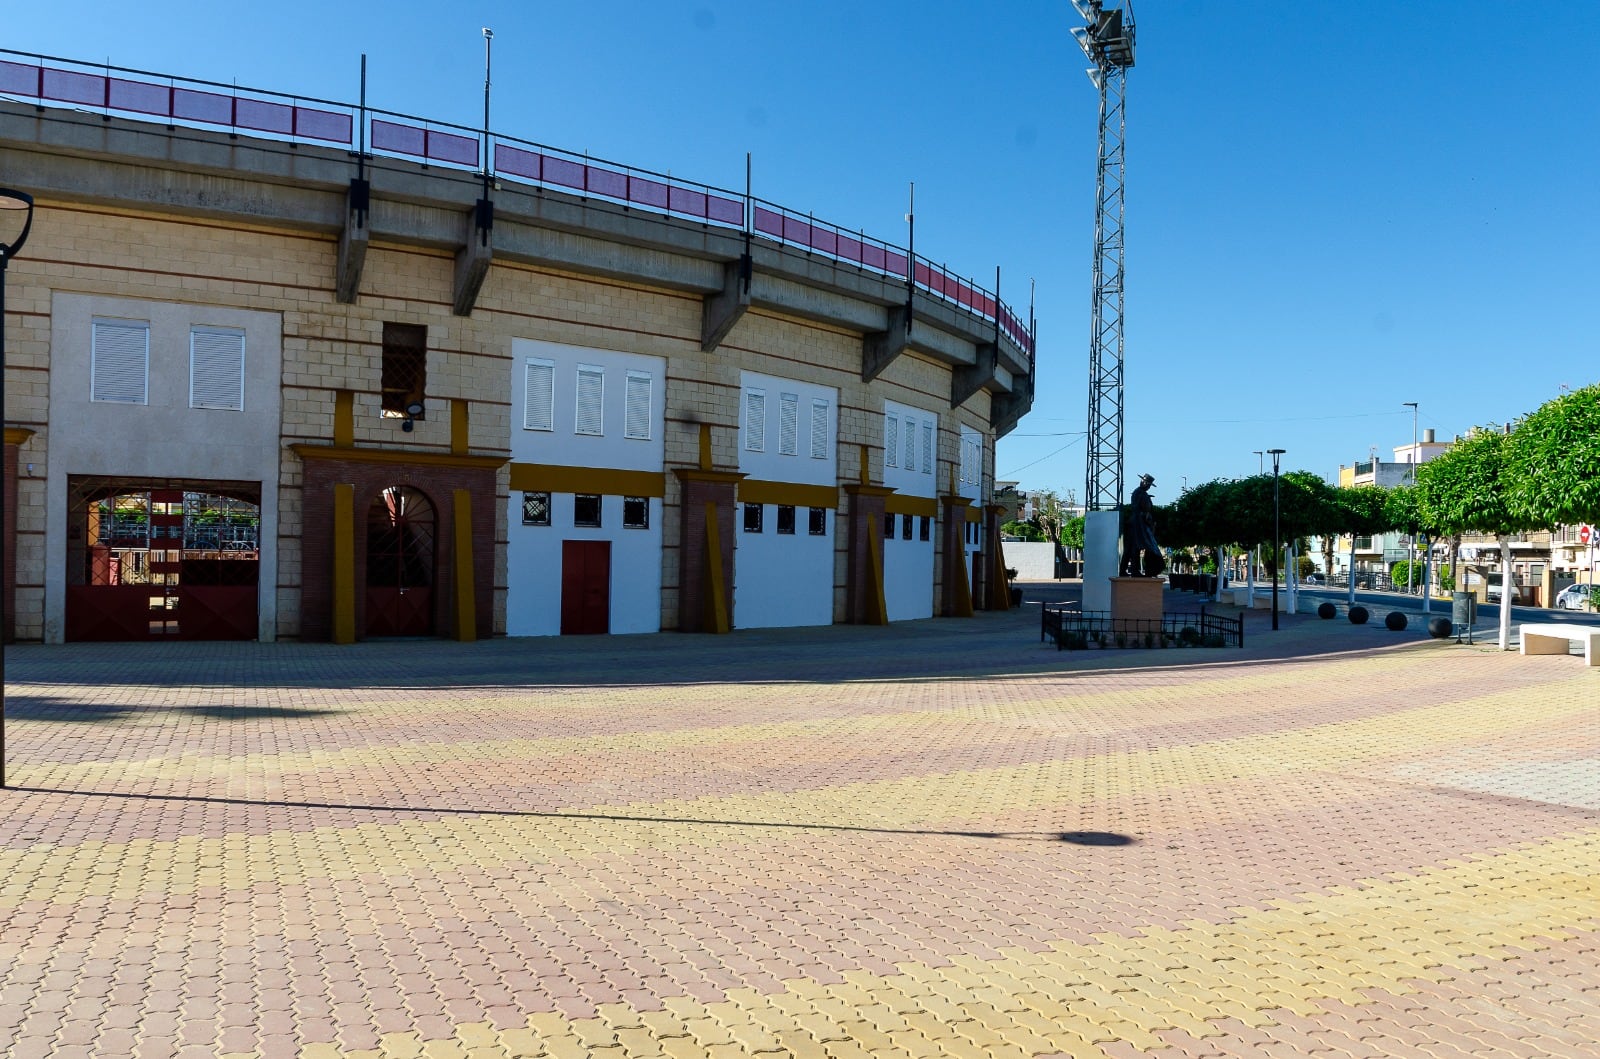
365 485 436 637
64 478 260 641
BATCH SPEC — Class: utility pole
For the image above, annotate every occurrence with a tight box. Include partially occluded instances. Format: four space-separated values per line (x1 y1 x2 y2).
1403 401 1418 596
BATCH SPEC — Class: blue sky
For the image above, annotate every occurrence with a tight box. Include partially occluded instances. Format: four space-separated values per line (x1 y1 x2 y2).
9 1 1598 505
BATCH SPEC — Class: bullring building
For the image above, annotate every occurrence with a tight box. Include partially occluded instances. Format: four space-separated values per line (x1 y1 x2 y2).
0 52 1034 643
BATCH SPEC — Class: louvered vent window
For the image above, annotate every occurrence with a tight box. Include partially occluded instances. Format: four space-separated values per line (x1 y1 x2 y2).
921 422 934 474
744 390 766 452
779 393 799 455
885 414 899 468
575 366 604 436
810 400 829 460
91 319 149 405
625 371 651 440
524 360 554 431
189 327 245 410
903 416 917 471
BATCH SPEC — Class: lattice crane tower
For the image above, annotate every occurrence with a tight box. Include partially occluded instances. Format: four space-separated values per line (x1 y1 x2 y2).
1071 0 1136 513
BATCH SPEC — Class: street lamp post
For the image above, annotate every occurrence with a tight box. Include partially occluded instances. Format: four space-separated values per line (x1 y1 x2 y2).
1403 401 1418 596
1 188 37 790
1268 448 1285 631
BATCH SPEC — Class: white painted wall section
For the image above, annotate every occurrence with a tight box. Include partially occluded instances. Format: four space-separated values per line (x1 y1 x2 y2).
507 339 666 637
44 293 283 643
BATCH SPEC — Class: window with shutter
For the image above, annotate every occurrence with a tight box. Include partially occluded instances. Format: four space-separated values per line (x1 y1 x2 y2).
575 366 604 436
885 414 899 468
381 322 427 419
189 327 245 410
524 360 554 431
810 400 829 459
744 390 766 452
624 371 651 440
903 415 916 471
779 393 798 455
91 319 150 405
921 422 934 474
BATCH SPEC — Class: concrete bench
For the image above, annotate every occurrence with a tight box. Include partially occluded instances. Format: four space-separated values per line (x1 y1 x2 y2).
1519 623 1600 667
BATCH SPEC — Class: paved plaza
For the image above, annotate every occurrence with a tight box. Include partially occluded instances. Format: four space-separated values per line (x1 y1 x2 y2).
3 589 1598 1058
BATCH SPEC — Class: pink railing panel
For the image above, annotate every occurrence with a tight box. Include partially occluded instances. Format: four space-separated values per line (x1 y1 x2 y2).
43 67 104 106
584 166 624 199
173 87 233 126
809 227 837 255
370 118 425 157
236 98 293 136
543 154 586 190
708 195 744 225
884 251 908 277
668 185 706 218
861 244 886 270
426 129 478 167
495 144 541 180
108 77 167 116
0 60 40 95
753 207 784 238
293 107 352 144
837 235 863 264
629 176 668 209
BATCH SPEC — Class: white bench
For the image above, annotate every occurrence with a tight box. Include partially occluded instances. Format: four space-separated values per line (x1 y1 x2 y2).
1519 624 1600 667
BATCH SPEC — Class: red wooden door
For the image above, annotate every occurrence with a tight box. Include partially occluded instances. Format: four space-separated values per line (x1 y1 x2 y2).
560 540 611 635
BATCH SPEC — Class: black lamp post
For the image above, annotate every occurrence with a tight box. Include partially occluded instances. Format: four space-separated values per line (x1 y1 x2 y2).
1 189 36 789
1268 447 1285 631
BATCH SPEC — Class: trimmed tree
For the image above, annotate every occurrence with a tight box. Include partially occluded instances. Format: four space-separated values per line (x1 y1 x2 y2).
1415 426 1539 649
1507 382 1600 527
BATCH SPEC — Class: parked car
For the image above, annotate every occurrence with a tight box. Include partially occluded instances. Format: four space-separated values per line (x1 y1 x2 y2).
1555 583 1594 611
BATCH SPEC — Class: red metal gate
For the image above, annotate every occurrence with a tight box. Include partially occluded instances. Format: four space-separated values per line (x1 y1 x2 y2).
366 486 436 637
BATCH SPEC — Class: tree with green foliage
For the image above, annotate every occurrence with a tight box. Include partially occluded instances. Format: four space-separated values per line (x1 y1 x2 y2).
1329 485 1393 605
1061 514 1085 551
1416 426 1539 649
1000 520 1044 542
1506 382 1600 528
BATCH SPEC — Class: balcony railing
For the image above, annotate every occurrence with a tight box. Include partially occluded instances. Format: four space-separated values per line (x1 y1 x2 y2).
2 49 1036 362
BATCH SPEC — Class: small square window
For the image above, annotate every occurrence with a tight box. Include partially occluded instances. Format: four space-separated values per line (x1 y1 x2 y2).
522 492 551 526
884 513 895 538
574 494 602 528
744 503 763 533
623 496 649 529
920 515 931 542
809 507 827 536
776 505 796 535
902 515 913 541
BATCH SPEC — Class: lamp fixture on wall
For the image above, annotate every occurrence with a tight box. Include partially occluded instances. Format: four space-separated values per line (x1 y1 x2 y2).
401 400 424 432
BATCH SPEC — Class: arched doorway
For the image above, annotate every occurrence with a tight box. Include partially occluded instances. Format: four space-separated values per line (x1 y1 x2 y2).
366 485 436 637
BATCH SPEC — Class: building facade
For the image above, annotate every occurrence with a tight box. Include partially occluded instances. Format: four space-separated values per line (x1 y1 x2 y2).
1 55 1033 643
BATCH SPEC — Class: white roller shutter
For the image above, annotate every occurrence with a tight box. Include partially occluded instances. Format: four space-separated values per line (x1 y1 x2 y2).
91 319 149 405
810 400 829 460
524 359 554 431
625 371 652 440
921 421 934 474
190 327 245 410
885 414 899 468
779 393 798 455
575 366 604 435
744 389 766 452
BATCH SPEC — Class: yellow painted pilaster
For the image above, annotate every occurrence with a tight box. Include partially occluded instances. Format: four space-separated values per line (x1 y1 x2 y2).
333 391 354 447
703 502 730 634
453 489 476 642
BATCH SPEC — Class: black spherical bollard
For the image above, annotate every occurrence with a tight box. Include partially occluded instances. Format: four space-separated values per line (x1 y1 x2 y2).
1428 617 1453 639
1317 602 1337 620
1384 611 1408 631
1348 605 1369 625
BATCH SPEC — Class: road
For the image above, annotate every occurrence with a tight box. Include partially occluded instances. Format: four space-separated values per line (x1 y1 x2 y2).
1286 584 1600 629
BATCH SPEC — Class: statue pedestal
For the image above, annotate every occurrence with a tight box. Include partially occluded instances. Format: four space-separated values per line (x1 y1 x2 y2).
1110 577 1164 624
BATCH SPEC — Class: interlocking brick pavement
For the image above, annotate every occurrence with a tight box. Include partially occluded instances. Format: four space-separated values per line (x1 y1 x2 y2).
4 587 1598 1057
